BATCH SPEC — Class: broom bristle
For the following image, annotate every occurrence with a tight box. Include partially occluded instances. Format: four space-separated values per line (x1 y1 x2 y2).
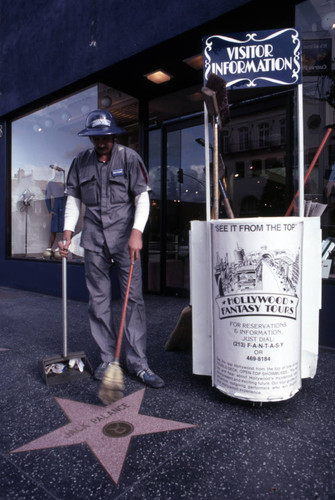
206 73 230 125
98 361 124 405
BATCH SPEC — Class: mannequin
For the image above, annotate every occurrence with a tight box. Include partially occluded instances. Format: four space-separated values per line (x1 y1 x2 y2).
43 165 66 259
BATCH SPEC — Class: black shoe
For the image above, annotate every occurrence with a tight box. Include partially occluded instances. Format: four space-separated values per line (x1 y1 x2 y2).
136 368 165 388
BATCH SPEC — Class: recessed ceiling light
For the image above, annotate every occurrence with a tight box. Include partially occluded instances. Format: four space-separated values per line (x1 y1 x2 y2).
144 70 172 84
183 54 203 70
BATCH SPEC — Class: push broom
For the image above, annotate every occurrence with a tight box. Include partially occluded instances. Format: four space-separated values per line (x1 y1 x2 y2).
98 259 134 404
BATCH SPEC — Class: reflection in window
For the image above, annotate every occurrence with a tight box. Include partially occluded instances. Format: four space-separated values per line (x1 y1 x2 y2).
238 127 249 151
147 129 162 272
222 130 229 154
280 118 286 145
259 122 270 148
250 159 262 177
235 161 245 178
148 129 162 200
11 86 98 260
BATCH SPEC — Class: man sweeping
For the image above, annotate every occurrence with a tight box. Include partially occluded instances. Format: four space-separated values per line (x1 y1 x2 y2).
58 109 164 402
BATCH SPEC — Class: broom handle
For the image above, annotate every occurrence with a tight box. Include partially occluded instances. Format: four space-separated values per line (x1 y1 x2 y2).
219 179 234 219
62 251 68 358
114 260 135 362
285 126 333 216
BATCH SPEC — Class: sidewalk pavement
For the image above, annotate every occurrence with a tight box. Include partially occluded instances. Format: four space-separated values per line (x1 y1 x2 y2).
0 285 334 499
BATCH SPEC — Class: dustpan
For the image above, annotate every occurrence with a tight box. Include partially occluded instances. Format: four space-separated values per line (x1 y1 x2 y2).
39 254 92 386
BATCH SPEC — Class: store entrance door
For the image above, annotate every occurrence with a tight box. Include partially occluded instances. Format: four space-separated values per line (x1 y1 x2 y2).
146 116 207 295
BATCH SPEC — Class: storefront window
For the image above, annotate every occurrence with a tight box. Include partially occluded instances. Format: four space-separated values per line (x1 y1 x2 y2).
296 1 335 278
10 85 139 261
11 86 98 261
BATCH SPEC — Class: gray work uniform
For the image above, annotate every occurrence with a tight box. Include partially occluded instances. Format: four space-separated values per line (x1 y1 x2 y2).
66 144 149 374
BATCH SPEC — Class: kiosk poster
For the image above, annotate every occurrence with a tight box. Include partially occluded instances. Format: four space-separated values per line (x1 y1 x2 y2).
203 28 302 89
211 218 303 402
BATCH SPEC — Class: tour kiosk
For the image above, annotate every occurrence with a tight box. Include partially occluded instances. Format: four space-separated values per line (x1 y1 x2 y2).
190 29 323 403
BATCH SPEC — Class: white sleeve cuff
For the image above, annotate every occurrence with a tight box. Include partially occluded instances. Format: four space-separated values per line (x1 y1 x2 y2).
63 195 81 232
133 191 150 233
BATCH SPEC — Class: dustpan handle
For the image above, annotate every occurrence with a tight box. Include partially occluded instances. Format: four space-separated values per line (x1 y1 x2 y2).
62 249 68 358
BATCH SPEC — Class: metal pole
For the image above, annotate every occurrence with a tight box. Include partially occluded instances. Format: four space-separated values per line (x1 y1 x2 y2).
297 84 304 217
204 104 211 222
213 118 219 220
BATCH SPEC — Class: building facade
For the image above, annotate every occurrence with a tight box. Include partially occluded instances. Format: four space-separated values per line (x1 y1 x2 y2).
1 0 335 344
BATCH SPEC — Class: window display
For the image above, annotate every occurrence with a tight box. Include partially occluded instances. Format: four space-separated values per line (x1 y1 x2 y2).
11 87 98 261
296 0 335 279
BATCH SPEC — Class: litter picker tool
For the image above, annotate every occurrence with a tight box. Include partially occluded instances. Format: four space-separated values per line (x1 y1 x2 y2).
99 259 135 404
39 247 92 385
201 73 233 219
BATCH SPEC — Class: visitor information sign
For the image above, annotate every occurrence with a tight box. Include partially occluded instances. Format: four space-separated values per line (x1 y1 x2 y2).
203 28 302 89
211 218 303 402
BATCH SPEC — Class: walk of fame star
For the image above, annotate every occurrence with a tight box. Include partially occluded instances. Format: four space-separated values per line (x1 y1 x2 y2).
11 389 196 484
